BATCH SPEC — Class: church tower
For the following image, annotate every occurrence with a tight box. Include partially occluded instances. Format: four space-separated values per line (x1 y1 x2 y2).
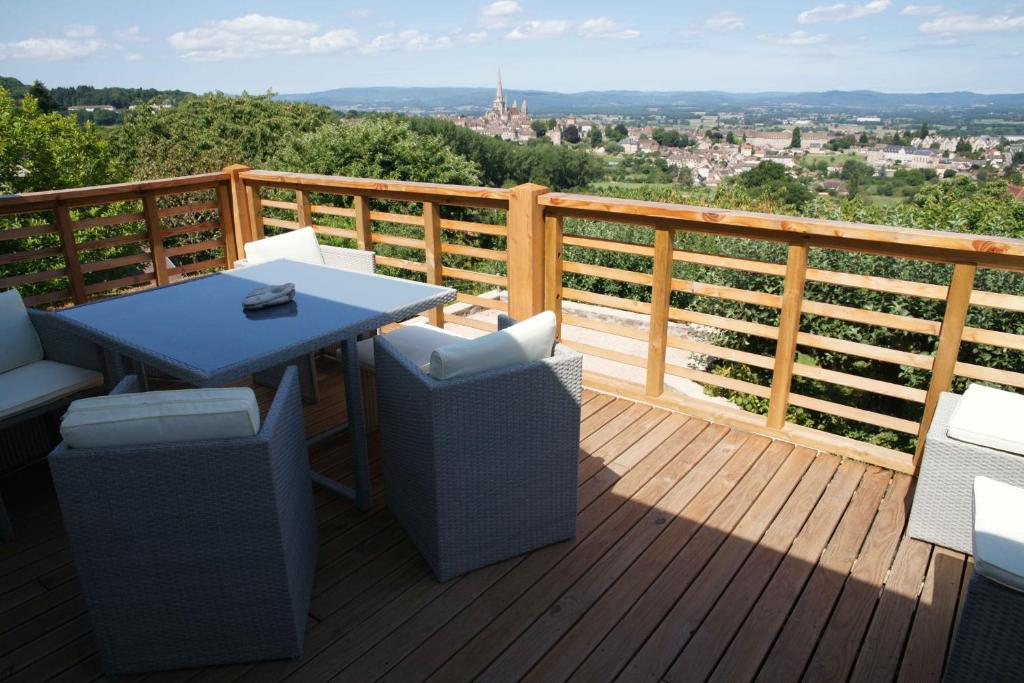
492 69 507 116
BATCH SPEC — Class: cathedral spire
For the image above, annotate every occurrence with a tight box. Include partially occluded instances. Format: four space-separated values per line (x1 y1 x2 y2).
493 68 507 116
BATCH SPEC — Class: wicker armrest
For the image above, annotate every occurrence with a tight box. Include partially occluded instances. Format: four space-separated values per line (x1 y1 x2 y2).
28 309 104 372
319 245 375 273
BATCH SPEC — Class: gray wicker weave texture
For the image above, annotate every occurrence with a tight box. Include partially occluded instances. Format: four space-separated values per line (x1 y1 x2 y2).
374 319 583 582
907 393 1024 554
945 573 1024 682
47 366 318 675
253 245 376 403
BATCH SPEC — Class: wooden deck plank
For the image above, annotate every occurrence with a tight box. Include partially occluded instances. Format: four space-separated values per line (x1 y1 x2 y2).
848 536 933 683
0 365 965 683
897 546 966 683
803 474 915 683
708 466 891 683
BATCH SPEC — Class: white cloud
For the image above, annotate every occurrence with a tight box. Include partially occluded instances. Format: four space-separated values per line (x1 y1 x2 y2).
759 30 829 45
703 12 745 31
63 24 97 39
346 8 372 18
0 37 103 60
799 0 891 23
360 30 453 53
168 14 359 60
479 1 522 29
579 17 639 39
506 20 570 40
899 4 943 16
919 12 1024 34
113 26 146 42
466 31 489 43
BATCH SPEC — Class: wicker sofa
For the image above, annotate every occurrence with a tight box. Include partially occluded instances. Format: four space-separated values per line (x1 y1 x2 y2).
48 366 318 675
1 294 110 541
374 314 583 581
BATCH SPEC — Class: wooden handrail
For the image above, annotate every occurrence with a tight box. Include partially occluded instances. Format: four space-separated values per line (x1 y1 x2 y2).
0 172 229 214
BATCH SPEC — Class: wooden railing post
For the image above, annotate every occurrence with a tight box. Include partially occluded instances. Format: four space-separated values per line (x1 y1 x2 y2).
646 228 674 397
141 190 169 286
544 214 564 341
507 183 549 321
215 181 239 266
54 202 86 304
295 189 313 227
422 201 444 327
353 195 372 251
766 239 810 428
222 164 254 256
246 184 264 240
914 262 977 468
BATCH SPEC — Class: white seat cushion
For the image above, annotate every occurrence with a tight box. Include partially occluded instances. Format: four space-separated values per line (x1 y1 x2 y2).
947 384 1024 456
356 323 465 370
61 386 260 449
0 289 44 374
973 477 1024 593
243 226 325 266
429 311 556 380
0 360 104 421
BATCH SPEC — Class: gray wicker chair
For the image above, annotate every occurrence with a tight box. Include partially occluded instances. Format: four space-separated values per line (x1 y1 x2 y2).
374 314 583 581
1 308 112 541
48 366 318 675
247 244 377 403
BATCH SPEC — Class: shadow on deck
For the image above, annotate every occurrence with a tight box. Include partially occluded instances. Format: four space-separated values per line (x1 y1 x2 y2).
0 355 969 682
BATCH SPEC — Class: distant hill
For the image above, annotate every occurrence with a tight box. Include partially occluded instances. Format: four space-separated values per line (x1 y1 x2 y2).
1 76 192 109
278 87 1024 116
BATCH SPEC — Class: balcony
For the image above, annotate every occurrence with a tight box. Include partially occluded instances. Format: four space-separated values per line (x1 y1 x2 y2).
1 168 1022 680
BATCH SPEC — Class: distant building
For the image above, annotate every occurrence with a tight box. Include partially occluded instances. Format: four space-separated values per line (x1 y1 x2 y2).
67 104 116 112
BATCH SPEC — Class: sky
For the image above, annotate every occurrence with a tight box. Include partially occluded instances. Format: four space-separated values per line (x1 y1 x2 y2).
1 1 1023 94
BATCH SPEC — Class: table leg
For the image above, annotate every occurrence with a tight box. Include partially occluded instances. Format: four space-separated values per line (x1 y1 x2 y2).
309 337 372 511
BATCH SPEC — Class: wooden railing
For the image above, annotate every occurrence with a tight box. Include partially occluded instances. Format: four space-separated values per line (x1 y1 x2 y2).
3 167 1024 474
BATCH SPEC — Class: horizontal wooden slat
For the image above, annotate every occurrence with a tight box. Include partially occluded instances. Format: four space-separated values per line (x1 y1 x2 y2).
787 393 920 434
310 204 355 218
311 224 358 240
801 299 941 336
261 216 301 230
0 224 57 241
80 252 151 274
240 170 511 210
75 233 148 252
563 260 652 286
441 218 507 236
260 199 298 211
0 246 63 266
563 233 654 257
955 361 1024 390
441 243 508 262
167 256 226 277
164 239 222 258
0 172 227 212
673 277 781 309
162 220 220 238
441 266 507 288
0 268 66 288
455 292 508 311
960 326 1024 352
372 233 426 250
84 272 155 296
23 289 70 306
370 211 423 227
158 200 219 218
443 314 494 332
375 255 427 273
72 212 146 230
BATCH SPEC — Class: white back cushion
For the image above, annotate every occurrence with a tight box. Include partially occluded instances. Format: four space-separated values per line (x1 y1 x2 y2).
429 311 556 380
973 477 1024 592
61 387 260 449
0 288 44 374
947 383 1024 456
357 323 464 370
244 226 325 266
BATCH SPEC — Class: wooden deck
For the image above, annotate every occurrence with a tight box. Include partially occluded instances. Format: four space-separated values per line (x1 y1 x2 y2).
1 356 971 682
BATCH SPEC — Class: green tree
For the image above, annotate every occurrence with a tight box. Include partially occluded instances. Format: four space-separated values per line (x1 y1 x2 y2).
944 169 957 178
0 87 110 193
858 132 870 144
605 123 628 142
790 127 801 148
840 158 872 196
603 141 624 154
652 128 682 147
726 131 737 145
27 81 59 114
726 160 812 210
587 127 603 147
562 124 581 144
955 138 973 155
530 119 548 137
918 122 930 139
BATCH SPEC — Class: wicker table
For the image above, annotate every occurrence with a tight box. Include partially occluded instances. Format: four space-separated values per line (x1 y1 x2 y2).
52 260 455 510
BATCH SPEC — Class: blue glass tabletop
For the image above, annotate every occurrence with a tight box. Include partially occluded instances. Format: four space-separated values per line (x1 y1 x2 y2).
55 260 456 385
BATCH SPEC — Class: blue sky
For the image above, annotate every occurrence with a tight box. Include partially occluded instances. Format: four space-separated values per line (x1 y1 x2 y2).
1 1 1023 94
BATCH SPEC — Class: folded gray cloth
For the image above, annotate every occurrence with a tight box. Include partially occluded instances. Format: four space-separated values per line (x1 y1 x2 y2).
243 283 296 311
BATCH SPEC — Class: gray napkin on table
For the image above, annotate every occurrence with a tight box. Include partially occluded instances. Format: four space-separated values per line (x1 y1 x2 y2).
243 283 296 310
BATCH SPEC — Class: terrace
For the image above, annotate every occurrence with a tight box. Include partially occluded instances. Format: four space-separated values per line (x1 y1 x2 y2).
1 167 1023 681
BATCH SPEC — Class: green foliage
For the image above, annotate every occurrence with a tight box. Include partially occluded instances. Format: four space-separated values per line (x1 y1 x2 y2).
27 81 58 113
790 126 801 148
605 123 628 142
108 93 336 179
587 127 603 147
724 161 813 211
531 119 548 137
0 87 110 193
562 124 581 144
956 138 973 154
